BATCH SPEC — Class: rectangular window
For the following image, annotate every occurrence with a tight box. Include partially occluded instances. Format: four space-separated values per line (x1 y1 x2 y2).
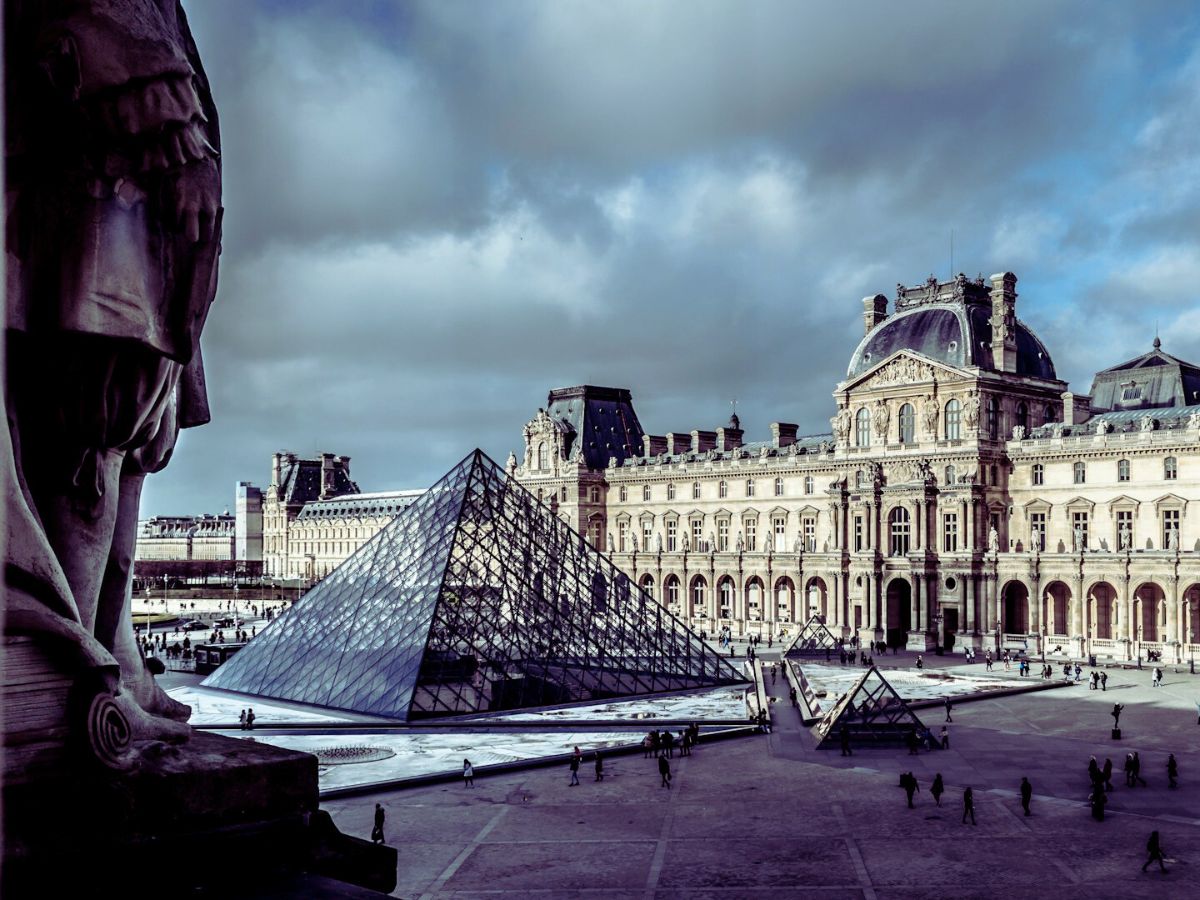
619 485 627 502
746 479 756 497
618 520 628 552
1118 459 1130 482
666 483 676 501
1116 509 1133 550
745 520 757 552
943 513 958 552
1072 511 1089 550
774 477 784 497
666 520 677 552
642 485 651 502
692 518 703 548
642 521 652 549
717 519 729 552
774 517 786 552
589 486 600 503
1030 512 1046 551
1163 509 1180 549
854 516 864 552
1032 464 1043 486
803 516 816 552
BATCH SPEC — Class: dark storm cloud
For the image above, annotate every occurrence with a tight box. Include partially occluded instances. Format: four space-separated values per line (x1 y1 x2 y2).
143 1 1200 514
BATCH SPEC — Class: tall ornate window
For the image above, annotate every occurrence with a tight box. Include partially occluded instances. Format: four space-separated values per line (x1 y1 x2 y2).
986 396 999 440
1117 459 1130 482
898 403 915 444
1032 464 1044 486
944 399 961 440
619 485 627 502
1073 461 1086 484
667 483 676 501
774 476 784 497
855 408 871 447
718 480 728 498
945 464 956 485
643 484 651 502
745 479 756 497
889 506 911 556
537 442 548 469
804 475 814 494
1165 456 1178 480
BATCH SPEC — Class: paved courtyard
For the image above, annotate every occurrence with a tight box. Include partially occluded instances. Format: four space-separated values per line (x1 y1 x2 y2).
320 653 1200 898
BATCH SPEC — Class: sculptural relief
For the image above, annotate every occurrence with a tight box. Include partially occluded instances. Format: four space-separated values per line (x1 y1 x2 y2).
962 390 981 430
869 354 936 387
871 399 890 440
922 394 939 437
832 407 852 443
5 0 223 761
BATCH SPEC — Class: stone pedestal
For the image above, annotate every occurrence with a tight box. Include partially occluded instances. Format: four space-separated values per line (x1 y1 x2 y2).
906 630 938 651
3 730 397 895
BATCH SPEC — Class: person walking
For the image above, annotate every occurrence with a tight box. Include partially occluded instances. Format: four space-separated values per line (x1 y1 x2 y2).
463 759 474 787
962 787 976 825
1153 667 1163 687
1020 777 1033 816
1124 752 1136 787
1102 758 1114 792
840 725 852 757
931 773 944 807
663 730 675 759
1074 663 1082 682
569 753 580 786
902 772 919 809
370 803 385 844
1090 787 1107 821
245 708 256 730
1101 671 1108 691
944 697 953 723
643 732 654 759
1142 830 1168 873
940 726 950 750
658 753 672 788
594 751 604 782
1167 753 1178 788
1133 751 1147 787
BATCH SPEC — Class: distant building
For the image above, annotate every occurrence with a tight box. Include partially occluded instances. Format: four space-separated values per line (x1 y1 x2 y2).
261 451 422 580
235 481 263 562
135 513 236 563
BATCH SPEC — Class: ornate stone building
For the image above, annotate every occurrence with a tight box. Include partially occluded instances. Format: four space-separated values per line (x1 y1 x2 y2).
511 272 1200 664
261 451 422 579
135 514 236 562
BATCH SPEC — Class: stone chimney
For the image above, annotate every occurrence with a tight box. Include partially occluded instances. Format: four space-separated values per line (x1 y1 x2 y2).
643 434 668 457
989 272 1018 373
1062 392 1092 425
320 452 336 498
691 430 717 453
771 422 798 448
338 455 351 477
271 452 283 487
716 424 744 452
862 294 888 336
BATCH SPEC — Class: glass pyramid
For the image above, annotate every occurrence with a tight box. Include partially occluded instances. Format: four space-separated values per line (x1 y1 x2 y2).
204 449 744 720
782 615 841 658
812 665 925 746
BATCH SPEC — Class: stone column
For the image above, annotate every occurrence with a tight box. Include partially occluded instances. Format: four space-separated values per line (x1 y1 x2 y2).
913 500 922 551
959 574 969 634
1168 576 1181 661
912 575 922 634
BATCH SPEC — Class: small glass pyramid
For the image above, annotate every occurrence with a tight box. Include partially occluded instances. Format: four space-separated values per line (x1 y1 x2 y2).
782 615 841 658
812 665 925 746
204 449 744 720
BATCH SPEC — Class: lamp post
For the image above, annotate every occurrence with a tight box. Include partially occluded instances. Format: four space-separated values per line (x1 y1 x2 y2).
995 619 1002 655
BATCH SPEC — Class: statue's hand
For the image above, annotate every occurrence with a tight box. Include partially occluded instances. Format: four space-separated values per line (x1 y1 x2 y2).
168 157 220 243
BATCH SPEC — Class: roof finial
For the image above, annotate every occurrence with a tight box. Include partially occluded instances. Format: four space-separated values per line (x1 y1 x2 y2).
1154 322 1161 351
729 398 740 430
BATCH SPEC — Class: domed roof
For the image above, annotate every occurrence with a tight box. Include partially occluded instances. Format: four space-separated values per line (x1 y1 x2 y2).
846 297 1056 382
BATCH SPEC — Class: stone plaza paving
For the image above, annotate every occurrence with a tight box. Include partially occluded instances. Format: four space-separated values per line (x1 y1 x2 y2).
318 653 1199 898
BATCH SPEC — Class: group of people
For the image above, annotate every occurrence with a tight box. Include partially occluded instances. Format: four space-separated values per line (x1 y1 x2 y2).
1084 750 1180 822
897 771 979 822
237 708 256 730
642 725 699 760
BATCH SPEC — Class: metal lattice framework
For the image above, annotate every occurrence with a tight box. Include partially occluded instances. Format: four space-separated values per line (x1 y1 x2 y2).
782 615 841 658
204 449 744 720
812 665 924 746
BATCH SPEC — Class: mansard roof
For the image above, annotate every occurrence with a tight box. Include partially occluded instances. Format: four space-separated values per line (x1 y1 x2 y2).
1089 338 1200 412
545 385 646 471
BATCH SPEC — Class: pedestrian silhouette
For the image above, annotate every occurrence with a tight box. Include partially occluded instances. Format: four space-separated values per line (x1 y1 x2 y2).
1020 777 1032 816
371 803 385 844
1142 830 1167 873
1167 753 1178 789
658 754 671 788
944 697 953 722
962 787 975 824
594 751 604 781
931 773 944 807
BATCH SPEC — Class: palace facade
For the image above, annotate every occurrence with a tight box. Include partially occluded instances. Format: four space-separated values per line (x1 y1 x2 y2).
510 272 1200 663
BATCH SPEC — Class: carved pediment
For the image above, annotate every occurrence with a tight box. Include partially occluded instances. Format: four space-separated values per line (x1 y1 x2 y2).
843 350 967 393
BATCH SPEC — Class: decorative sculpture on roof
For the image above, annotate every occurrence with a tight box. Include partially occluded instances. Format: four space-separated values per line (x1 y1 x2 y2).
1012 425 1026 441
1140 414 1156 432
5 0 223 763
506 451 518 474
1188 411 1200 431
872 355 936 387
1095 420 1110 436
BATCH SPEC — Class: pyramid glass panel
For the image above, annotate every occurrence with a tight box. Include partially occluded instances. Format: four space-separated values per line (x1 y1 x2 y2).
812 665 925 746
783 615 841 658
205 449 744 720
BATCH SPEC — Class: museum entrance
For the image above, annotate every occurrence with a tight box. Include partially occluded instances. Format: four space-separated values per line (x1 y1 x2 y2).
943 608 958 650
884 578 912 648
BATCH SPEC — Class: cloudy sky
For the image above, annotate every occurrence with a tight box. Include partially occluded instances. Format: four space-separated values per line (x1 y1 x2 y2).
145 0 1200 515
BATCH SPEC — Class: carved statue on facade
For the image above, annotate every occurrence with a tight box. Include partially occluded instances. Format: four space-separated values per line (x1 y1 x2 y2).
989 527 999 553
736 533 744 553
759 445 770 459
1169 526 1180 552
922 394 939 436
1119 523 1131 551
654 533 663 553
606 533 615 553
1074 526 1084 553
506 451 518 474
1140 414 1156 432
5 0 224 761
872 399 890 440
682 532 690 552
630 531 638 552
832 406 852 443
708 532 716 553
962 390 981 430
1031 528 1041 554
793 534 803 554
1189 410 1200 431
1011 425 1026 441
1095 420 1110 436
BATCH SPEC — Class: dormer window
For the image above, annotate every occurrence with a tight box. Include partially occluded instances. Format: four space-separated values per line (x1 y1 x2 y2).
1120 382 1143 403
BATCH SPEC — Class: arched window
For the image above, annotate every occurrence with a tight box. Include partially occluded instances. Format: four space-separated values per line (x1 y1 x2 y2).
1043 404 1055 426
804 475 814 494
719 480 728 498
691 577 707 616
665 576 680 609
1165 456 1178 480
719 579 735 618
945 465 956 485
898 403 915 444
774 477 784 497
692 481 701 499
1016 401 1029 433
945 399 961 440
1032 464 1044 486
855 469 864 489
889 506 911 556
536 442 548 469
986 396 999 440
856 408 871 447
1073 461 1086 484
1117 459 1130 482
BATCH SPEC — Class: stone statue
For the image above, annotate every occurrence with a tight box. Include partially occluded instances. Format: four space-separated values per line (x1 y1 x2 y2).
831 407 852 443
1140 414 1156 432
736 533 744 552
1188 410 1200 431
708 532 716 553
962 390 981 430
1169 526 1180 552
1118 523 1130 550
871 398 889 440
1074 526 1084 553
506 451 518 473
606 533 615 553
630 531 638 552
922 394 939 436
989 527 999 553
1031 528 1041 554
682 532 690 552
5 0 222 761
654 533 663 553
1011 425 1026 441
1095 420 1110 436
793 534 803 554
